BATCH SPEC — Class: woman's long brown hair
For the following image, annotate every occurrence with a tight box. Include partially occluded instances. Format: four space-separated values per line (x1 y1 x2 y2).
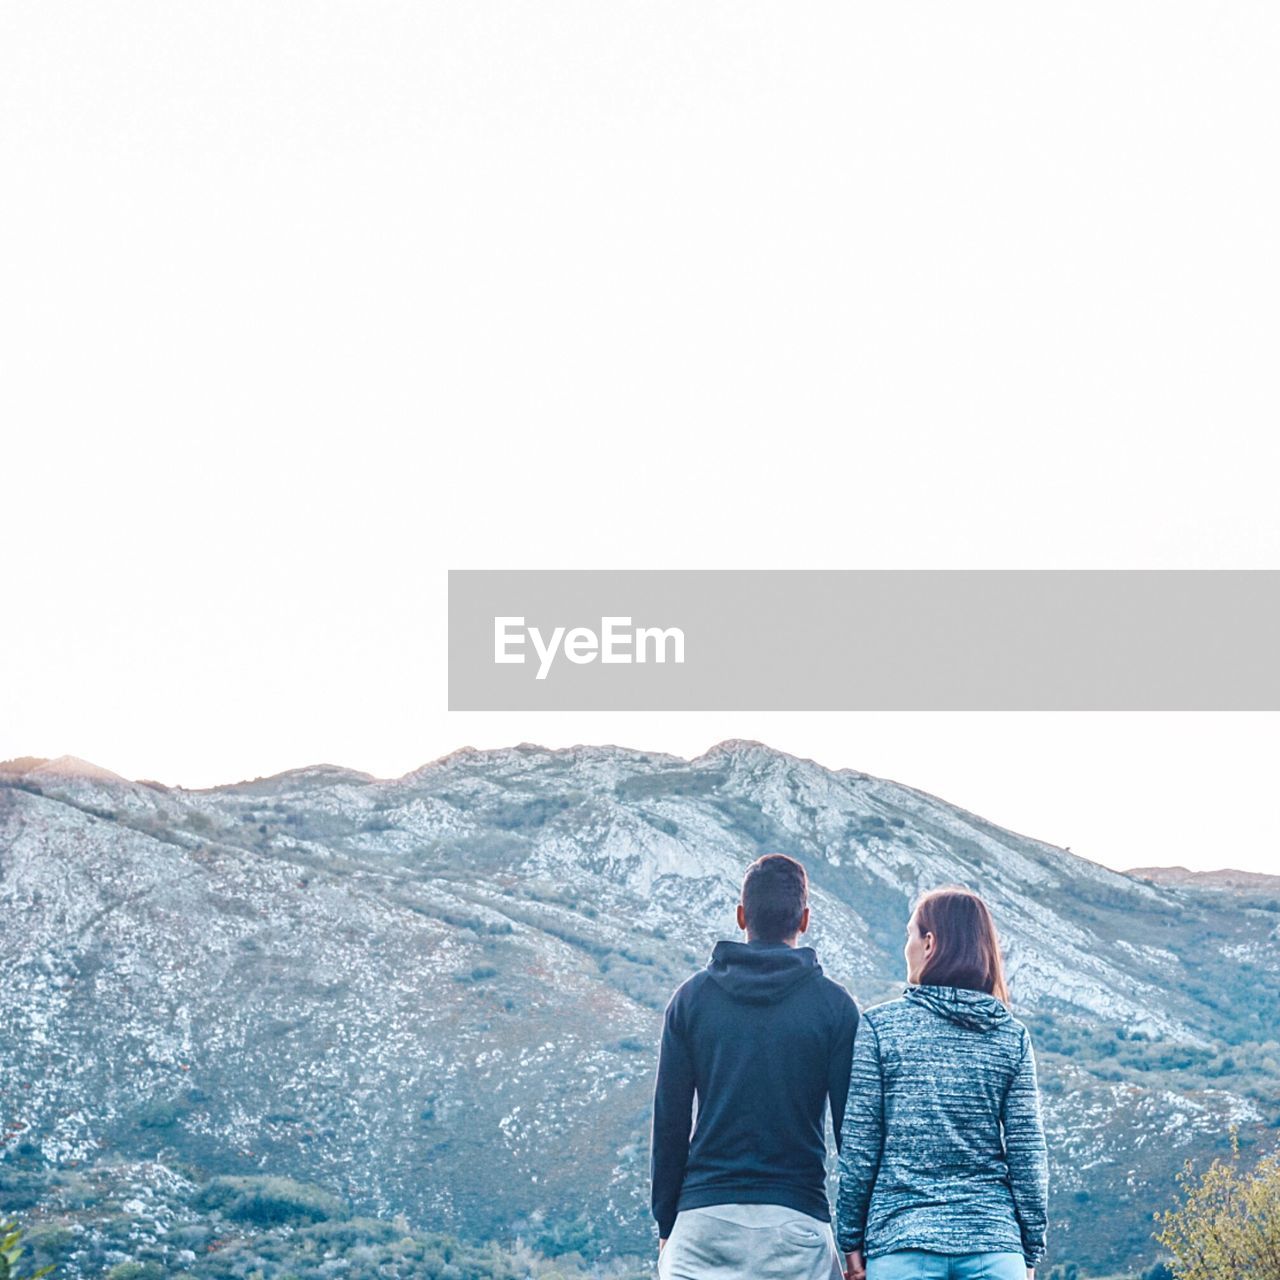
915 886 1011 1004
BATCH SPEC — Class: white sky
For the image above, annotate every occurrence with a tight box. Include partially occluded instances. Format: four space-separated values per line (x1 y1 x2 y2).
2 3 1277 874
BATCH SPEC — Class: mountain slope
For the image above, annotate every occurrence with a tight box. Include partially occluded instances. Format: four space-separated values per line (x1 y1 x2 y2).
2 741 1277 1275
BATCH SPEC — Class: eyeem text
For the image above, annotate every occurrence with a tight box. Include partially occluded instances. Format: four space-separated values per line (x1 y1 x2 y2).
494 616 686 680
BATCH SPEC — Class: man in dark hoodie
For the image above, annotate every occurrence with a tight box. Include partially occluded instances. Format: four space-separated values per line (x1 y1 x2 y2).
650 853 860 1280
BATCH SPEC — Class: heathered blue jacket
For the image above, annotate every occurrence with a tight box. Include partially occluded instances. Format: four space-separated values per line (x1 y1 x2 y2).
650 938 860 1237
835 984 1049 1267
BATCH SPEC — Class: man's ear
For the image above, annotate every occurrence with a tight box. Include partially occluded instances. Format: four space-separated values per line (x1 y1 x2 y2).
736 902 746 931
798 905 810 935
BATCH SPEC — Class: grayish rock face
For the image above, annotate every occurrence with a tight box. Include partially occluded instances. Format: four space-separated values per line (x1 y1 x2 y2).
2 740 1277 1270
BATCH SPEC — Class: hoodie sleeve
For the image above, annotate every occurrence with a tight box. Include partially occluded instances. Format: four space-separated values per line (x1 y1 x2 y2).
827 993 860 1153
1002 1025 1049 1268
836 1014 885 1254
650 989 696 1238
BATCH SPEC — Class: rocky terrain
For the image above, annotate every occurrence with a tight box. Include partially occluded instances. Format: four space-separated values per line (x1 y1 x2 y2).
2 742 1277 1276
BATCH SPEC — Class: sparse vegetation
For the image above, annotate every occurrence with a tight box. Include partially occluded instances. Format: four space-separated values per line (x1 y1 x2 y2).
1 1167 652 1280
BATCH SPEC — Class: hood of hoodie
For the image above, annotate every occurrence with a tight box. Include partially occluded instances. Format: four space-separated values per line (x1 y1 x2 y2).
905 983 1010 1032
706 940 824 1005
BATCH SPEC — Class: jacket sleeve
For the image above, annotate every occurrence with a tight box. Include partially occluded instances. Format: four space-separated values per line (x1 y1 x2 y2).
1002 1025 1049 1268
835 1015 885 1254
649 992 696 1238
828 995 861 1154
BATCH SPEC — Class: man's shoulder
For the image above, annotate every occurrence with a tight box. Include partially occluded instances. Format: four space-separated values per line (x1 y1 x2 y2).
679 968 712 996
814 972 860 1019
666 969 857 1020
664 968 712 1015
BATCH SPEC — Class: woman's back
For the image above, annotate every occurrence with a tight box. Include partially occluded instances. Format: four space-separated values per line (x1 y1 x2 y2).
836 983 1048 1268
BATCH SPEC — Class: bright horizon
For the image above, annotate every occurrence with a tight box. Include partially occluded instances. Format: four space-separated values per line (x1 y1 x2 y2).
4 5 1278 880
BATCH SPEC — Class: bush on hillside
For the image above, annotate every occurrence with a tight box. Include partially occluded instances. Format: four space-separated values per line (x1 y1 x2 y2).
1155 1131 1280 1279
1 1217 54 1279
194 1175 349 1227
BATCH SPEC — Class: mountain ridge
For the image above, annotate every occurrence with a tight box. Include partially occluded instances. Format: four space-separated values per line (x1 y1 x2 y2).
2 744 1267 890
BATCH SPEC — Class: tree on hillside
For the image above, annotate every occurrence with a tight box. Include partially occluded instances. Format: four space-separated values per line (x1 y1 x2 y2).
1155 1131 1280 1279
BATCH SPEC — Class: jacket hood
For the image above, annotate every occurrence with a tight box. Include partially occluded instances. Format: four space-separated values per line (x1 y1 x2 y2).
905 983 1010 1031
706 939 824 1005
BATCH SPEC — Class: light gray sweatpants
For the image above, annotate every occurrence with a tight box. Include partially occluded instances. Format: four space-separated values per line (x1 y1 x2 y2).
658 1204 845 1280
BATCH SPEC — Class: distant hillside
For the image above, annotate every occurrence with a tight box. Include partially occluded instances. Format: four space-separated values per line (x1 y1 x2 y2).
2 741 1278 1278
1126 864 1280 893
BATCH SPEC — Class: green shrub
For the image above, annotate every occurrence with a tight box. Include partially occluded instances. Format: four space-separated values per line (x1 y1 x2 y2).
195 1175 349 1226
1155 1131 1280 1279
106 1264 163 1280
0 1218 54 1279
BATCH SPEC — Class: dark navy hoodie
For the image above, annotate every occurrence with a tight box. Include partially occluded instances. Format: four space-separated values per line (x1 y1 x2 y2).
649 938 860 1237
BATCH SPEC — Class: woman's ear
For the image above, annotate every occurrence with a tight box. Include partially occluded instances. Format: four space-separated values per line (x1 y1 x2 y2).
923 930 936 959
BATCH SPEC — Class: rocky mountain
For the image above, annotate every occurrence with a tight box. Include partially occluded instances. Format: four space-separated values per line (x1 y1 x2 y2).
2 741 1278 1276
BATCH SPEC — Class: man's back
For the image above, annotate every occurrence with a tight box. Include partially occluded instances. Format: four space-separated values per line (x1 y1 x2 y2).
650 938 860 1236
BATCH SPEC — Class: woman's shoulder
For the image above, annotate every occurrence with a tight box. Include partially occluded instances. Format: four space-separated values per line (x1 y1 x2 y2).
860 996 914 1034
863 995 910 1018
1007 1013 1034 1052
864 989 1034 1053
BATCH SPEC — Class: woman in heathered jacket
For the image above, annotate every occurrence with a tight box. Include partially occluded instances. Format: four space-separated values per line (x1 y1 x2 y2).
836 887 1049 1280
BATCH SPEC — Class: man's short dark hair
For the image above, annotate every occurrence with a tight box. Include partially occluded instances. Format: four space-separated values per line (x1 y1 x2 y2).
741 853 808 943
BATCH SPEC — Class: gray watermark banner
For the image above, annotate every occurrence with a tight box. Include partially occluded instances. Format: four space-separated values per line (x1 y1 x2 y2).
448 570 1280 710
